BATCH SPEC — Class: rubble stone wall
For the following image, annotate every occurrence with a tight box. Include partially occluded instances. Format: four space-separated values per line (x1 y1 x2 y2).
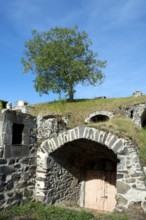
35 126 146 211
41 156 80 205
0 109 146 212
120 103 146 128
0 110 37 208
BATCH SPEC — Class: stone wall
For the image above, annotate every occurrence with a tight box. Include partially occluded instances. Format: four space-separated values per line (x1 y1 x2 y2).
1 109 146 212
0 111 68 208
35 126 146 212
85 111 114 123
116 140 146 211
0 110 37 208
119 103 146 128
41 155 80 205
37 114 67 140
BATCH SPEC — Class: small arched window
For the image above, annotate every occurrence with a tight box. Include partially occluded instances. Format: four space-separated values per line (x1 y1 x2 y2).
90 114 109 123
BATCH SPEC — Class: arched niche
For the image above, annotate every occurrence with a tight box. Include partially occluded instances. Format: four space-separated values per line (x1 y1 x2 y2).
90 114 110 123
141 109 146 128
85 111 114 123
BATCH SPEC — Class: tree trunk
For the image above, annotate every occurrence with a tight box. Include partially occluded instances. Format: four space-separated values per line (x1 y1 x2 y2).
68 86 74 102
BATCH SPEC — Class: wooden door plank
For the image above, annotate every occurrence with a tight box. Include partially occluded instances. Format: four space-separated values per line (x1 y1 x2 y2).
84 170 116 212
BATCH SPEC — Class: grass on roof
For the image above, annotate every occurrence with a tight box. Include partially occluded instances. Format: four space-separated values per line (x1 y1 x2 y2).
30 95 146 165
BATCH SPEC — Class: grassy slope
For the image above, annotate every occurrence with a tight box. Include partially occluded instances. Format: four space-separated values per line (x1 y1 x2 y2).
30 95 146 165
0 200 129 220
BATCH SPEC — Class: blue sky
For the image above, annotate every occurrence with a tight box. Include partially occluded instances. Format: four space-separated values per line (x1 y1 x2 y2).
0 0 146 105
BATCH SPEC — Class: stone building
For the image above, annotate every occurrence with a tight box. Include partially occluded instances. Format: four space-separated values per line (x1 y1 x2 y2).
120 103 146 128
0 110 37 207
0 107 146 212
133 91 143 97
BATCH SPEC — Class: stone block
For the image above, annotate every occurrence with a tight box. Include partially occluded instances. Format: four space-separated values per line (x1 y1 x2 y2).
8 159 16 165
0 166 15 174
118 147 129 155
6 180 14 190
126 178 136 183
117 195 128 205
0 194 4 200
0 159 7 164
5 145 29 158
117 174 124 179
24 188 33 198
12 173 21 181
0 174 6 182
3 134 12 145
117 181 130 194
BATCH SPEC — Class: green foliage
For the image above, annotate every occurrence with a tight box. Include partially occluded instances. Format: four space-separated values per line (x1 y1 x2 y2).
0 201 94 220
21 26 106 101
0 200 130 220
30 95 146 164
136 128 146 165
0 101 3 110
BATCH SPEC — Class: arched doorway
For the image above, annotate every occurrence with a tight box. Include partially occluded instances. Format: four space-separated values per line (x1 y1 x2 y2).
49 139 118 211
35 126 146 212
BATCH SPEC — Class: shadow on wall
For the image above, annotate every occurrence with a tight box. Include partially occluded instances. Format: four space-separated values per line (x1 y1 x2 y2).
141 109 146 128
50 139 118 180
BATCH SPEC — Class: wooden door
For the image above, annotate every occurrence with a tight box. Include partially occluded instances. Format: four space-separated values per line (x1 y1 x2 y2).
84 170 116 212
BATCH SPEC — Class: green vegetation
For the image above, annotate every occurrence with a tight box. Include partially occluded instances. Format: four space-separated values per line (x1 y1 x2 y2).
30 95 146 165
0 200 129 220
31 95 146 119
88 116 146 165
21 26 106 101
0 101 3 110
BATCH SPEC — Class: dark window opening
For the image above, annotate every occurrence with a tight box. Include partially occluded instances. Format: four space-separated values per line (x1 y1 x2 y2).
130 110 134 119
142 119 146 128
91 115 109 123
141 110 146 129
12 123 24 145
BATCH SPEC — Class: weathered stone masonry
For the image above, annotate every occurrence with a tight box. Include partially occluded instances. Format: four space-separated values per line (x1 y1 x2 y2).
0 110 37 207
0 107 146 212
35 126 146 211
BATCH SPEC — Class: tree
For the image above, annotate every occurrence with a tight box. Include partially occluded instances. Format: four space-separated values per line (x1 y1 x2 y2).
21 26 106 101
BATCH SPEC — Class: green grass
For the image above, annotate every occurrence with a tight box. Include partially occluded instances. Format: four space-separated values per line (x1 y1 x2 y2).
88 116 146 165
30 95 146 128
0 101 3 110
29 95 146 165
0 201 129 220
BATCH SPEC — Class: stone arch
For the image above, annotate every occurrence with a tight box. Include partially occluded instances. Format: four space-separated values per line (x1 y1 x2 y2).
35 126 146 211
85 111 114 123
